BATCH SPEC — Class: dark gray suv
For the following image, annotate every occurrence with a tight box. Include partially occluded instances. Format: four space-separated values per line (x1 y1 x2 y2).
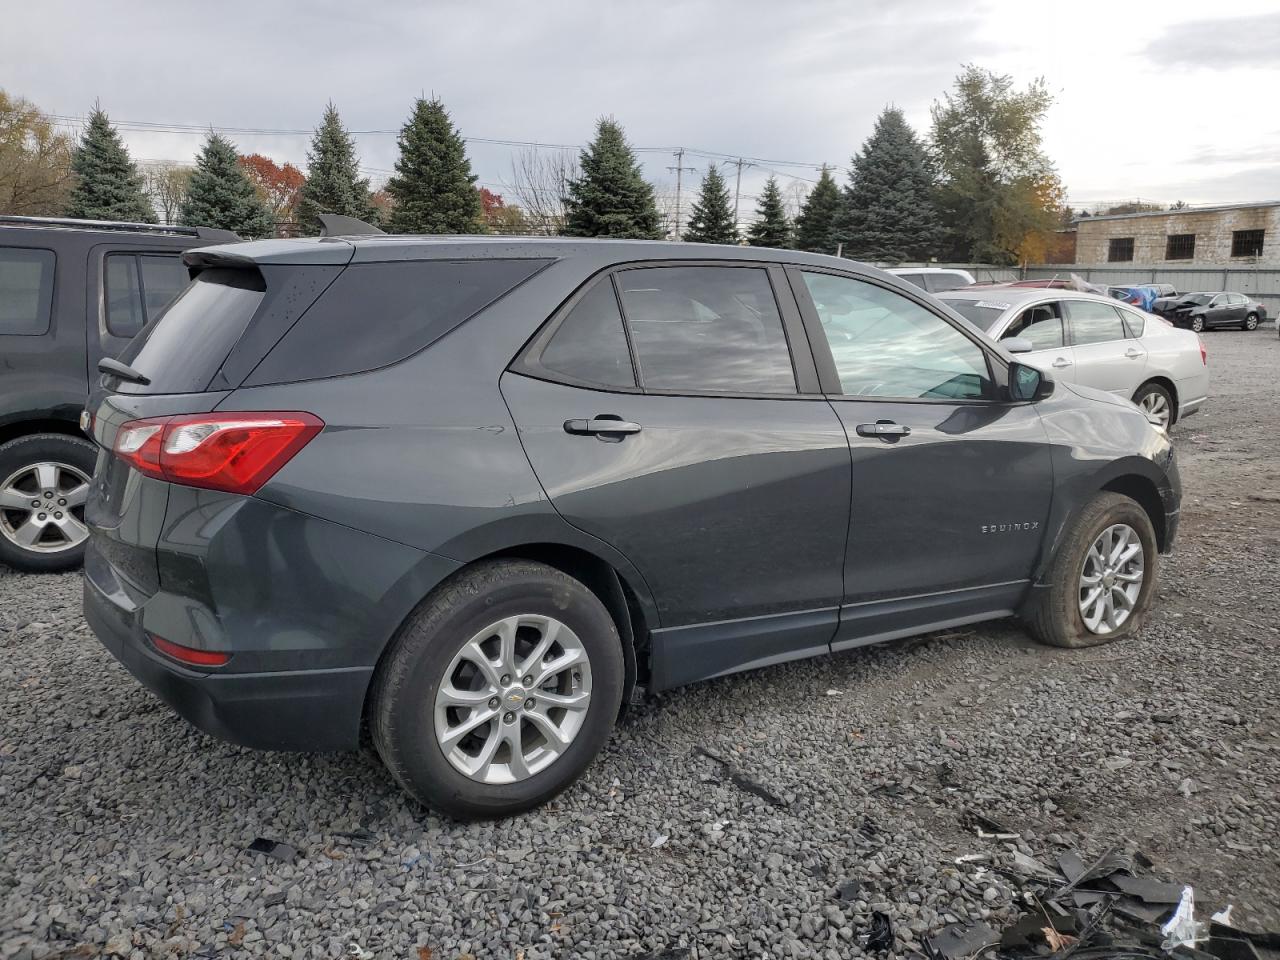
82 233 1180 818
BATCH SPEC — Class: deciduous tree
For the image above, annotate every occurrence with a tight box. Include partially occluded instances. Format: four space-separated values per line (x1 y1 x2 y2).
65 105 154 222
179 133 274 238
143 163 192 225
682 164 738 244
296 104 378 231
837 108 938 262
793 166 841 255
0 89 75 215
386 97 483 234
930 66 1064 264
509 147 577 236
746 176 791 248
238 153 305 225
562 118 662 239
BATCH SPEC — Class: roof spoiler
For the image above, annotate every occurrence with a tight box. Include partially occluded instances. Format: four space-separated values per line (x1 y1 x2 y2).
0 215 237 242
318 214 385 238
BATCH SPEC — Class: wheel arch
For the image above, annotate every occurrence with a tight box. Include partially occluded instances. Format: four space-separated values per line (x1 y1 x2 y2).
0 417 87 449
1133 376 1179 425
1100 473 1168 551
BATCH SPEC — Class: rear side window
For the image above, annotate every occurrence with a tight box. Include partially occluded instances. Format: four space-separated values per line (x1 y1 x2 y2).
538 280 636 389
615 266 796 394
1119 307 1146 338
897 273 925 289
105 253 188 337
1066 300 1126 346
925 273 966 293
1004 303 1064 350
117 269 266 393
0 247 55 336
247 259 549 385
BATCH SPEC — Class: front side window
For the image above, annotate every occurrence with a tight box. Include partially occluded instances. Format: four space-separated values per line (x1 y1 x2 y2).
1004 302 1064 350
1066 300 1126 346
615 266 795 394
802 272 992 401
0 246 56 336
538 280 636 389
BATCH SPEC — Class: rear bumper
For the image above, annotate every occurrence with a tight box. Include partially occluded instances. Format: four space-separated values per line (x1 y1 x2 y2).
84 565 371 751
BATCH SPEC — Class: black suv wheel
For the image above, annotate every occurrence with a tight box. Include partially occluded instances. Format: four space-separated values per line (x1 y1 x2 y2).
371 560 625 819
1024 492 1158 648
0 433 97 573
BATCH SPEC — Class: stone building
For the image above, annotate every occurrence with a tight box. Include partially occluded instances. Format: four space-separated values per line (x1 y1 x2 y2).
1074 201 1279 267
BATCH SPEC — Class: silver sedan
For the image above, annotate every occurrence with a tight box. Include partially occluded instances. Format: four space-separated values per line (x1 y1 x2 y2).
938 287 1210 428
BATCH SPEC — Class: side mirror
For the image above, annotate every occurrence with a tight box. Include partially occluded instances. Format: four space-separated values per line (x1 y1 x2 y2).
1002 336 1035 355
1009 362 1055 402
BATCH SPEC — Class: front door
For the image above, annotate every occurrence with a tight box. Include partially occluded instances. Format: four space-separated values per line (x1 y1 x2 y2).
790 268 1054 650
503 263 851 689
1063 298 1145 397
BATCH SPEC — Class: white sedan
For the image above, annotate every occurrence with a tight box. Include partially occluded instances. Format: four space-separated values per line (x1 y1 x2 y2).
937 286 1209 428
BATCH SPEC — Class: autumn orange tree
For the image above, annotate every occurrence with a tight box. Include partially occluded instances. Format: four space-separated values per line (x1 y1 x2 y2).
238 153 305 225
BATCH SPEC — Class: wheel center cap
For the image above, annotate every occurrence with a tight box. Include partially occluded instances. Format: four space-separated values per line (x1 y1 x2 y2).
1103 571 1116 588
502 684 528 707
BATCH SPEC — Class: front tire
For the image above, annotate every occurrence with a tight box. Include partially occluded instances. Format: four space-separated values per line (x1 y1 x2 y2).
1190 316 1205 332
1024 492 1158 649
0 433 97 573
371 560 624 819
1243 312 1259 331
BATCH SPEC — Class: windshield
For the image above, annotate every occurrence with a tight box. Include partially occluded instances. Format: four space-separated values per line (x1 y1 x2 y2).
940 298 1009 331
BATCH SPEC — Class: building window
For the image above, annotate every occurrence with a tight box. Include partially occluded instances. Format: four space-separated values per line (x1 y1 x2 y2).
1165 234 1196 260
1108 238 1134 262
1232 229 1265 258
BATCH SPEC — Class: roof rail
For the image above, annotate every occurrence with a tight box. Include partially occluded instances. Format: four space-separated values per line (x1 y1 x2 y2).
318 214 386 238
0 215 238 242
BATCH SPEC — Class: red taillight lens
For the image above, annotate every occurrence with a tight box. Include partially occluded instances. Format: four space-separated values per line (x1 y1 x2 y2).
1199 338 1207 366
150 633 231 667
114 412 323 494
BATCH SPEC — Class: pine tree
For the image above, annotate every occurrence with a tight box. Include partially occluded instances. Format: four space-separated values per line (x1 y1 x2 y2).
562 118 662 239
746 176 791 248
178 133 275 238
837 107 938 262
297 103 378 232
792 166 841 255
386 97 483 234
682 164 737 244
65 105 155 222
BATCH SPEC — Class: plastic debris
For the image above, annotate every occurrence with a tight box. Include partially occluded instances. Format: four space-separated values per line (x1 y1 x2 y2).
650 833 669 849
1212 905 1234 925
1161 885 1208 951
245 837 298 863
693 745 786 807
925 921 999 958
865 911 893 953
834 879 862 902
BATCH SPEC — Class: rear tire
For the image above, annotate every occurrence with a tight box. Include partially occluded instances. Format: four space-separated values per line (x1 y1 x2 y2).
371 559 624 819
1023 492 1158 649
1132 382 1174 429
0 433 97 573
1243 312 1259 331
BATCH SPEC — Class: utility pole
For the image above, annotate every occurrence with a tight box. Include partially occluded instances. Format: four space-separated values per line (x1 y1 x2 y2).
731 157 753 234
666 147 696 239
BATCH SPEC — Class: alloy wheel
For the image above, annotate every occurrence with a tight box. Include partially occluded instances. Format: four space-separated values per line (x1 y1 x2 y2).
1078 523 1144 635
434 614 592 784
1139 391 1171 428
0 461 92 554
1245 314 1258 330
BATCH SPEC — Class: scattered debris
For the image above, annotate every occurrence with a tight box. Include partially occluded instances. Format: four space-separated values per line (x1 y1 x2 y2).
826 689 842 696
333 828 376 846
833 879 862 902
693 746 787 807
245 837 298 863
650 833 669 849
925 921 999 958
1162 886 1208 951
865 911 893 952
346 944 374 960
1212 905 1234 925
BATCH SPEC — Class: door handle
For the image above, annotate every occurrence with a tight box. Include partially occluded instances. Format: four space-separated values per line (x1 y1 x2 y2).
855 421 911 439
1124 348 1143 359
1051 357 1073 368
563 417 643 439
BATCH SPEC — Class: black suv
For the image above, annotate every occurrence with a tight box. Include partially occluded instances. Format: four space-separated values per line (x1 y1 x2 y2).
0 216 236 571
82 233 1179 818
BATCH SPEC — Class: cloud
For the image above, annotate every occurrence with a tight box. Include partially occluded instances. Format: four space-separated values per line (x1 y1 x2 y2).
1144 12 1280 67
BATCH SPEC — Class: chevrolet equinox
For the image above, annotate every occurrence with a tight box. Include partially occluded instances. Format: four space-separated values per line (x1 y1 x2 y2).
83 231 1180 819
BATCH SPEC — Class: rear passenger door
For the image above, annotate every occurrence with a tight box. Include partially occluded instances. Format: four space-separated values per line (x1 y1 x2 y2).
1063 299 1144 396
502 263 851 690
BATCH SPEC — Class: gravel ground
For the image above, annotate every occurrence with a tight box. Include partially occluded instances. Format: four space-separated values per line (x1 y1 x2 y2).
2 329 1278 960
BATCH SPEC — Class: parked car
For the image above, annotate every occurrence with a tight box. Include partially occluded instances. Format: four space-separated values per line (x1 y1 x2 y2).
887 266 974 293
83 233 1180 818
938 285 1208 429
0 216 236 572
1151 292 1267 332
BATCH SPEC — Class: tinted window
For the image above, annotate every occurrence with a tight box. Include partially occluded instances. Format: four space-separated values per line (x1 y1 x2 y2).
803 272 992 400
1004 303 1064 350
117 269 265 393
0 247 55 335
942 297 1011 332
105 254 145 337
141 255 187 319
538 280 635 389
925 273 968 293
249 259 548 385
616 266 795 394
1066 300 1126 346
897 273 926 289
1228 293 1246 305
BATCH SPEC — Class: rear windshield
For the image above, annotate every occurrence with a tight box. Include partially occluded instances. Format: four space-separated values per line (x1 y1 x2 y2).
940 298 1009 331
115 268 264 393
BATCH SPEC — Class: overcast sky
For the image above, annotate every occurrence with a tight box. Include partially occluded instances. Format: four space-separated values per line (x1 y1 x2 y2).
7 0 1280 216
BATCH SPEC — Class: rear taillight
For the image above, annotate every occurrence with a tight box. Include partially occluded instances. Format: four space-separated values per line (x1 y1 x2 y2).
114 412 323 494
1199 338 1207 366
